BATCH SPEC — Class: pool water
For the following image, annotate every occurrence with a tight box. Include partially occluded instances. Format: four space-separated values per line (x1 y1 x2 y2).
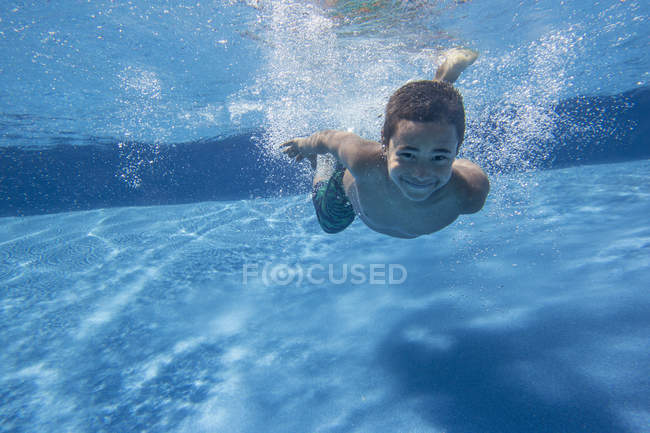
2 160 649 432
1 1 649 432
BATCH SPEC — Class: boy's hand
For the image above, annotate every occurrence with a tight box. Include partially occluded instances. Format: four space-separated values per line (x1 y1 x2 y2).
279 137 315 163
280 130 379 176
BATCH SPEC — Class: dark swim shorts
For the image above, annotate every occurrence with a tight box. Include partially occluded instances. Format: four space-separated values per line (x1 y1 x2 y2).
311 169 355 234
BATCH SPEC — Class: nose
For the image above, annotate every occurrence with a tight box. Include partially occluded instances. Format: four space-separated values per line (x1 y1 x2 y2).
412 163 434 181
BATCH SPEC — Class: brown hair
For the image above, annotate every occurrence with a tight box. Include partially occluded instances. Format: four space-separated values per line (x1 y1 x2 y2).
381 80 465 153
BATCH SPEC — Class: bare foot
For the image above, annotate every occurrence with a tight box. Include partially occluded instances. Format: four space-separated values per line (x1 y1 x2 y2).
434 48 479 84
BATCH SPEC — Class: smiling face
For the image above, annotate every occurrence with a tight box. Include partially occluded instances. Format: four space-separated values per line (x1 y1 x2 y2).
386 119 458 201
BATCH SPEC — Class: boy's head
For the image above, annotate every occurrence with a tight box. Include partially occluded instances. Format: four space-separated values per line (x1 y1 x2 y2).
381 80 465 153
381 80 465 201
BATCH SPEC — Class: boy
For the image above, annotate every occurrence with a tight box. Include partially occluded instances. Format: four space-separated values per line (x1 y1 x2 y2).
280 49 489 239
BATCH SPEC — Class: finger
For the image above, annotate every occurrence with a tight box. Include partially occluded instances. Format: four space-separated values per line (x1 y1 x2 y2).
279 139 299 148
295 154 303 162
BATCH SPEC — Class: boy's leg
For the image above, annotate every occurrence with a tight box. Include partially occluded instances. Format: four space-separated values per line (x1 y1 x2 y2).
310 154 355 234
434 48 479 84
311 154 338 188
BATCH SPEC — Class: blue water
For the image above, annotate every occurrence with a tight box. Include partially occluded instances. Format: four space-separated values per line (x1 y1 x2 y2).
1 1 649 432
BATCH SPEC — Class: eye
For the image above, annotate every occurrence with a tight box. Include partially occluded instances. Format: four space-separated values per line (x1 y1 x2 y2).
398 152 414 160
433 155 449 162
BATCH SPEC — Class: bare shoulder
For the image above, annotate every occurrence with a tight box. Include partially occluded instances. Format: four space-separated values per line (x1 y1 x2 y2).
452 159 490 214
339 136 385 179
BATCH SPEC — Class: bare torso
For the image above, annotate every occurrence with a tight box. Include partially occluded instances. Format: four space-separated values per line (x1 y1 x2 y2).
281 129 488 238
342 161 462 239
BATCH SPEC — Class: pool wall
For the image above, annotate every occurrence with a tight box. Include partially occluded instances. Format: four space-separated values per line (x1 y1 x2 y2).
1 86 648 217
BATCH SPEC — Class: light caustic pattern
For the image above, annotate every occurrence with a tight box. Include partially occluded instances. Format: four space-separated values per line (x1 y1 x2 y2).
1 161 649 432
0 201 284 431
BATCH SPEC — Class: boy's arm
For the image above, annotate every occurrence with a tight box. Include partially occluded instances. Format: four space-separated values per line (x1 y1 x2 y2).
280 130 380 176
452 159 490 214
